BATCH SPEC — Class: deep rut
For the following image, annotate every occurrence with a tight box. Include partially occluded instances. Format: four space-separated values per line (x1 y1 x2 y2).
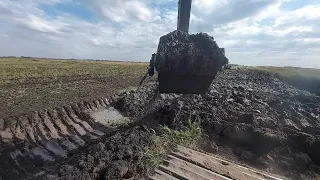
0 96 126 180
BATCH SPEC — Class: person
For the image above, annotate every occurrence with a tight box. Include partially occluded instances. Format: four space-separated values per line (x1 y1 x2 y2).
148 53 156 76
138 53 156 88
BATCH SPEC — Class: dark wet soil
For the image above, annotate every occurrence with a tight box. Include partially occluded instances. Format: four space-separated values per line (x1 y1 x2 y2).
2 69 320 179
111 69 320 179
43 126 152 180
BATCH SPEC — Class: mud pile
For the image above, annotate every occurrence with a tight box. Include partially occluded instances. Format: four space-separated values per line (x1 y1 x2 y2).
116 69 320 179
45 127 151 180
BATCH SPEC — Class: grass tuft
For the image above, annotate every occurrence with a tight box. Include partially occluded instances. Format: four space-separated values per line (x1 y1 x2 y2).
141 118 203 175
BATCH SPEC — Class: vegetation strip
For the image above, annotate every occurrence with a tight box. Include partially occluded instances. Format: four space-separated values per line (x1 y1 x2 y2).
141 118 203 176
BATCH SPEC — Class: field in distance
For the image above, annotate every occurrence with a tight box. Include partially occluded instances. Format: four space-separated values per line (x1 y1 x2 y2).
241 65 320 95
0 58 148 118
1 58 319 119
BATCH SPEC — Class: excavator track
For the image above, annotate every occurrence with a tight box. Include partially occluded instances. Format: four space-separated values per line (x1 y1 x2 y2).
150 146 286 180
0 95 129 179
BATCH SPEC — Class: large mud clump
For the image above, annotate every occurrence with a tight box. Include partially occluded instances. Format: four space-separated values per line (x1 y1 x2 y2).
155 30 228 93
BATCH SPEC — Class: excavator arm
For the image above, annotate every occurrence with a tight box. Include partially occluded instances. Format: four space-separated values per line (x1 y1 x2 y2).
177 0 192 33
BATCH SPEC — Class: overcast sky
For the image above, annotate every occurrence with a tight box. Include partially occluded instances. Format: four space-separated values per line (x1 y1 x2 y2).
0 0 319 68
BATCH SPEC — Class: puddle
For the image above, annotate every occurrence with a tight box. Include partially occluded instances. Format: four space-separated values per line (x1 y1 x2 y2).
90 107 130 127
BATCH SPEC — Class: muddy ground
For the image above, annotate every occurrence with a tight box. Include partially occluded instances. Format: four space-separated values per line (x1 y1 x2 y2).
1 68 320 179
36 69 320 180
44 126 152 180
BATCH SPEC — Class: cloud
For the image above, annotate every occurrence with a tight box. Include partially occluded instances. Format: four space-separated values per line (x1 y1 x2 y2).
87 0 158 23
0 0 176 61
188 0 320 68
0 0 319 68
274 5 320 27
191 0 280 31
0 34 8 38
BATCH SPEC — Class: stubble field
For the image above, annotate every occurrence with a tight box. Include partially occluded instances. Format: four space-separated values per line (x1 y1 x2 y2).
0 58 148 118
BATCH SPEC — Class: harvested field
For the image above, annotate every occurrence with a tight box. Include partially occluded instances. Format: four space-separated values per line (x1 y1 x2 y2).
0 58 148 118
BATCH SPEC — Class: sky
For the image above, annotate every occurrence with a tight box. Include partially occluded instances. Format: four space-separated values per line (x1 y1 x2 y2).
0 0 319 68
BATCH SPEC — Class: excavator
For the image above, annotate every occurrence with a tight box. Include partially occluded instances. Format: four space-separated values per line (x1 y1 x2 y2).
142 0 228 94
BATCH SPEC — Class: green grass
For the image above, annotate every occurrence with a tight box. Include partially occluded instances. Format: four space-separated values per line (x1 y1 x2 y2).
0 58 148 84
141 118 203 175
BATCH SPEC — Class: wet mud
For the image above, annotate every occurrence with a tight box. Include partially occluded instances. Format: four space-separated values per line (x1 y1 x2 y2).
112 69 320 179
1 69 320 179
0 96 138 180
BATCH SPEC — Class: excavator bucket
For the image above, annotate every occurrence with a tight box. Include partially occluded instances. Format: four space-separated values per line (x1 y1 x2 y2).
159 72 216 94
155 0 229 94
156 31 228 94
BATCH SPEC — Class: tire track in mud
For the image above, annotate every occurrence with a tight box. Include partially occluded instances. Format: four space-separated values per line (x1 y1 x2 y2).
0 94 129 180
